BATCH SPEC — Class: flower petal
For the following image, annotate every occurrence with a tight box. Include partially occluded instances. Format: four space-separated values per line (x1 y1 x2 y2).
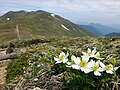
94 71 101 76
106 70 113 74
114 67 119 71
55 60 63 64
72 65 80 70
82 55 89 62
99 61 105 68
98 67 104 72
84 68 91 73
87 60 95 68
66 65 71 68
71 55 76 60
96 52 100 57
65 52 69 58
92 47 96 55
82 52 87 56
87 48 91 53
54 57 59 62
63 59 68 63
96 60 100 66
81 67 91 73
67 62 71 65
75 57 81 65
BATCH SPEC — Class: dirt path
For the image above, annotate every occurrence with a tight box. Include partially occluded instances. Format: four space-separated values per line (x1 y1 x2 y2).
16 24 21 40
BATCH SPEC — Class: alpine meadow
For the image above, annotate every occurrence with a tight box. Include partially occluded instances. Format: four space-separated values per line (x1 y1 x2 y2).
0 0 120 90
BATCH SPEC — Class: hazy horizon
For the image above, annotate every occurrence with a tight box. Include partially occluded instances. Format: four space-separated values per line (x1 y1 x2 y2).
0 0 120 28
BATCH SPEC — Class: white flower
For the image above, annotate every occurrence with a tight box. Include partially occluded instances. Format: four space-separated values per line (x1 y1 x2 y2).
23 67 25 69
94 52 104 60
100 62 119 74
74 55 94 73
37 65 40 67
34 78 38 81
54 52 68 64
67 55 80 70
82 47 103 60
24 71 26 74
82 48 95 57
91 60 104 76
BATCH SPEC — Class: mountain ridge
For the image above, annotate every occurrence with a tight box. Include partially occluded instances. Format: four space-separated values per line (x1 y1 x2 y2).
78 23 120 36
89 23 120 35
0 10 94 43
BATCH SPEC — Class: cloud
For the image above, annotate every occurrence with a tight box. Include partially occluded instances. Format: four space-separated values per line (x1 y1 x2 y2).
0 0 120 25
1 0 120 12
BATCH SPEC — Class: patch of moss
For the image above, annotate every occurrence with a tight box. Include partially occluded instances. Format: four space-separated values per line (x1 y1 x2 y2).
6 53 30 83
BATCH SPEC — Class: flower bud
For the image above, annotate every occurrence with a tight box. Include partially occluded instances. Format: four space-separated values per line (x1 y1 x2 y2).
109 58 116 65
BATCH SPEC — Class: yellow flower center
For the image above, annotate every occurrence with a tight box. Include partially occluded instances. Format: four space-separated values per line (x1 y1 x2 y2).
59 54 65 60
80 60 87 67
92 65 99 71
87 52 92 56
106 65 112 70
71 60 75 64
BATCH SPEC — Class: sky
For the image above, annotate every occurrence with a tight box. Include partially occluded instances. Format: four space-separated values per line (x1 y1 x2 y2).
0 0 120 26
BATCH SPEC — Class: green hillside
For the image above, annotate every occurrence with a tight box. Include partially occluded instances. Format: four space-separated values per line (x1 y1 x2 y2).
0 10 94 43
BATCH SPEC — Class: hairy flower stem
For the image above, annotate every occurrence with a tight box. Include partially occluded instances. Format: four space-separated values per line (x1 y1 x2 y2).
113 66 119 90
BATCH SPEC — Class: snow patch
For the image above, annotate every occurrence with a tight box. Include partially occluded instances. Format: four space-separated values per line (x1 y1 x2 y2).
61 24 70 31
51 13 55 17
73 28 77 31
7 17 9 21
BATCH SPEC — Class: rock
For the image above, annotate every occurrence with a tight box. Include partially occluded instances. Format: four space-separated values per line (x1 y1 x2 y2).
0 53 19 61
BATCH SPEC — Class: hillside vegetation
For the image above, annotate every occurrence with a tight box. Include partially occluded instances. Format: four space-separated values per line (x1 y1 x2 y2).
0 10 93 44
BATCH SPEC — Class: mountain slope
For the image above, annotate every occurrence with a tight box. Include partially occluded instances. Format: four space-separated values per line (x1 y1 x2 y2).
79 25 102 36
89 23 120 35
0 10 94 43
105 32 120 36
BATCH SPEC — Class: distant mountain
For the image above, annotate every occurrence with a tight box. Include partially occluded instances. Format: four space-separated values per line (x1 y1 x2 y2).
77 23 120 36
105 32 120 36
89 23 120 35
79 25 102 36
0 10 94 43
110 24 120 29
